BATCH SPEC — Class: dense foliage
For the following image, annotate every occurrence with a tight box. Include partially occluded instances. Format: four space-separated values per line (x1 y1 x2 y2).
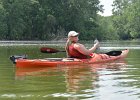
0 0 139 40
112 0 140 40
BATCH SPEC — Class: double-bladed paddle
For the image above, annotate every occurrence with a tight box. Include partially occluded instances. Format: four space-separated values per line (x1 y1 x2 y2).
40 47 122 56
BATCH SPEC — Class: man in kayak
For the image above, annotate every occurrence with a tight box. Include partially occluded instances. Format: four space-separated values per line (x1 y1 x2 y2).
65 31 109 59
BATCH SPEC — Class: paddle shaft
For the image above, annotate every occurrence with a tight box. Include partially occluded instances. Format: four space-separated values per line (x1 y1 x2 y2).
40 47 122 56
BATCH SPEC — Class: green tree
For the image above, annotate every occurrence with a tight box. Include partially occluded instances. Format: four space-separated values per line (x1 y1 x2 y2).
0 3 7 39
125 0 140 38
38 0 103 40
97 15 119 40
112 0 140 40
0 0 103 40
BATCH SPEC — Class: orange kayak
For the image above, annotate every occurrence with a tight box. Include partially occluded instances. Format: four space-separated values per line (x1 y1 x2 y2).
10 49 129 68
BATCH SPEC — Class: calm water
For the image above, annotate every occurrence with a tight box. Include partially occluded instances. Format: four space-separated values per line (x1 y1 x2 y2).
0 40 140 100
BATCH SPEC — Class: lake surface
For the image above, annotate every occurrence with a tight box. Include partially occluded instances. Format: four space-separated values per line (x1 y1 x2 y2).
0 40 140 100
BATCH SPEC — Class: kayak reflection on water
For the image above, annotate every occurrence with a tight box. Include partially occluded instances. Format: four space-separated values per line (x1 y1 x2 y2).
15 60 127 93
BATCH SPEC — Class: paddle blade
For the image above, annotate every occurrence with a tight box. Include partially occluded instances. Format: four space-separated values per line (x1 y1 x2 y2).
105 51 122 56
40 47 59 53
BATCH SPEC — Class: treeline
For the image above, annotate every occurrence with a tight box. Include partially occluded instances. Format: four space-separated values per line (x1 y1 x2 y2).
0 0 139 40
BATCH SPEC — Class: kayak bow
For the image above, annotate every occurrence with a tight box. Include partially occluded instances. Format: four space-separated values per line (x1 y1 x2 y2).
10 49 129 68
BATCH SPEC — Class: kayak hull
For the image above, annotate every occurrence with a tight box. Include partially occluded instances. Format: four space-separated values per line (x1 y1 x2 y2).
13 49 129 68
